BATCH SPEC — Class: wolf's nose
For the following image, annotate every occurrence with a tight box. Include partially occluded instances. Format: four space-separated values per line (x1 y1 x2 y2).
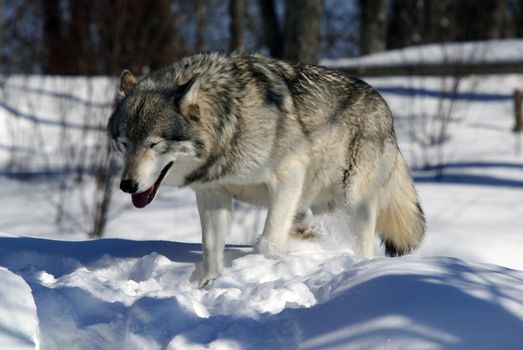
120 179 138 194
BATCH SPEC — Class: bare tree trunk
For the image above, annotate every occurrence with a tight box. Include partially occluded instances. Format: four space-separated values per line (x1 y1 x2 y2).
90 144 117 238
0 1 3 63
512 0 523 37
68 0 93 74
42 0 67 74
451 0 508 41
486 0 508 39
195 0 207 51
229 0 245 52
359 0 387 55
283 0 323 64
423 0 454 43
258 0 283 58
387 0 423 49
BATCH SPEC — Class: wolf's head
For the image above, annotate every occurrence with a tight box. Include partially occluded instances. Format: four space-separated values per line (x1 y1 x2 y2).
108 70 204 208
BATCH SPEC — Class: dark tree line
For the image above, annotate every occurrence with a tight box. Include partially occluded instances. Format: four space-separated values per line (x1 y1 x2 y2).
385 0 510 51
41 0 185 75
1 0 523 75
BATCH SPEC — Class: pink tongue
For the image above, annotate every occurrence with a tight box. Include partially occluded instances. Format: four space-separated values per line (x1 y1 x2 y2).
131 187 154 208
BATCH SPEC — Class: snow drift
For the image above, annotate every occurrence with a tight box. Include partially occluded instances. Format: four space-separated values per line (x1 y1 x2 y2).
1 233 522 350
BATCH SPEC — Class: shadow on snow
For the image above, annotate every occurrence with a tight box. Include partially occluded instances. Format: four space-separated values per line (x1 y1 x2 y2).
0 237 522 349
413 161 523 188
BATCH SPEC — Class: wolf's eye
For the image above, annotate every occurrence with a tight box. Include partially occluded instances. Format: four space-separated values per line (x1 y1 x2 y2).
150 142 159 149
121 141 128 149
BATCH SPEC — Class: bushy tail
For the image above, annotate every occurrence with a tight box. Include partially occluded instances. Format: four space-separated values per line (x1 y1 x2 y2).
377 154 425 257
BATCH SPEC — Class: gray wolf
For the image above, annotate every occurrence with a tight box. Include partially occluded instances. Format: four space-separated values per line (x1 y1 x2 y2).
108 53 425 287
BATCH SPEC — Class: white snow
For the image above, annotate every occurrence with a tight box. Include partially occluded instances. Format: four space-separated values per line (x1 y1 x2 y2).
0 267 38 350
322 39 523 68
1 40 523 349
1 233 522 349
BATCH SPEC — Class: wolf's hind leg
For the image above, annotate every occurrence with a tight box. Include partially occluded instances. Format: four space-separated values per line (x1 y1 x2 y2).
343 159 382 259
347 197 378 258
256 159 307 257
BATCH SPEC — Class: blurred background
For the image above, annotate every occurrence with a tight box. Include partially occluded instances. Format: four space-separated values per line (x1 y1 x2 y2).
1 0 521 73
0 0 522 270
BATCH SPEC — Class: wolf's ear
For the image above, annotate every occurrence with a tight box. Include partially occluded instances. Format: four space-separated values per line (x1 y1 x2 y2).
118 70 138 98
178 77 201 122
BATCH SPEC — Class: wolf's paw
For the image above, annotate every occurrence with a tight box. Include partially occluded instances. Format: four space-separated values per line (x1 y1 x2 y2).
290 224 321 241
254 236 287 258
190 262 219 289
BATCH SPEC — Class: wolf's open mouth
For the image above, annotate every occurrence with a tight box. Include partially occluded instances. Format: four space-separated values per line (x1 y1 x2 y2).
131 162 173 209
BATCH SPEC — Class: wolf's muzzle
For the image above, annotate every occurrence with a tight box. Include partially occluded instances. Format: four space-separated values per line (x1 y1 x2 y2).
120 179 139 194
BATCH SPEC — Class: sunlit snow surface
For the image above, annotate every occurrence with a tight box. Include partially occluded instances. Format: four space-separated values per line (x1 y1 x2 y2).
1 231 523 349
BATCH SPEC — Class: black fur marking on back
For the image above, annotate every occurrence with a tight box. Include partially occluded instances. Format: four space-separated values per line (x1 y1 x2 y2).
247 61 285 113
265 88 285 113
296 113 312 141
281 69 302 99
328 93 358 123
328 79 371 123
280 69 316 140
215 90 234 134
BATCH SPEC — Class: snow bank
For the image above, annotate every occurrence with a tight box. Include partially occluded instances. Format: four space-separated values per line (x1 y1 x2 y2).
322 39 523 68
0 266 38 350
1 232 522 349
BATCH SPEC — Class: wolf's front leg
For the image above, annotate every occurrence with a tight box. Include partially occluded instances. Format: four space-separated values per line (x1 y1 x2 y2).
192 189 232 288
256 161 307 257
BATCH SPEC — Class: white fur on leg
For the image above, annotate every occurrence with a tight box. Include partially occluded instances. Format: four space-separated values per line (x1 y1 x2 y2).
349 198 378 259
254 235 288 258
191 261 218 288
256 159 307 258
193 189 232 288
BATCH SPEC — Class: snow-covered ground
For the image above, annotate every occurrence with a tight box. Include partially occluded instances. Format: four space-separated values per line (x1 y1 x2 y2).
2 235 523 349
1 41 523 349
322 38 523 67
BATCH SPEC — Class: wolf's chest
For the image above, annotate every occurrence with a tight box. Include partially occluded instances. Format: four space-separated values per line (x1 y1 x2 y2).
222 183 270 206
